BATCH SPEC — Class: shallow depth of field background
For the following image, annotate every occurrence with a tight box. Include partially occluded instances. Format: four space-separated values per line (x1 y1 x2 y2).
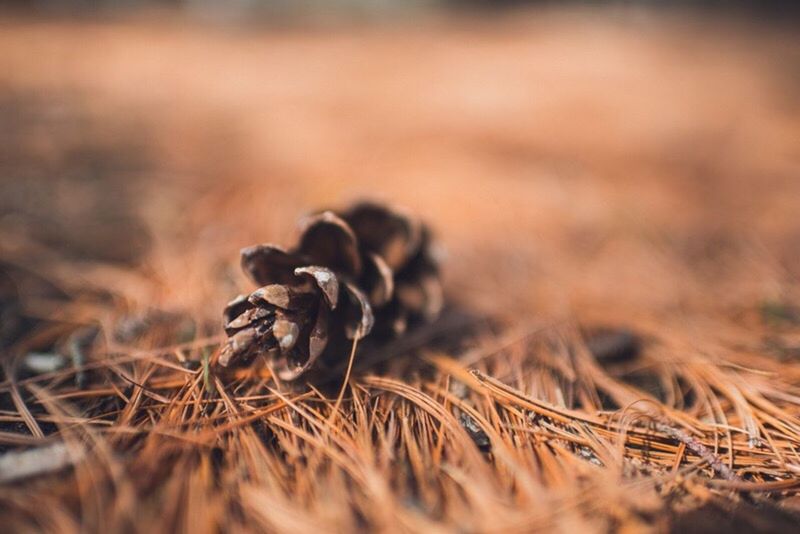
1 5 798 324
1 2 799 532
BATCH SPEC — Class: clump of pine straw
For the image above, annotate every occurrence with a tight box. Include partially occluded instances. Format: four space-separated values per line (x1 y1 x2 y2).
1 259 800 532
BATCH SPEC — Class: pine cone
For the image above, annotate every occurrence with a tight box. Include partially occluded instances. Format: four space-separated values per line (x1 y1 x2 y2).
219 201 443 380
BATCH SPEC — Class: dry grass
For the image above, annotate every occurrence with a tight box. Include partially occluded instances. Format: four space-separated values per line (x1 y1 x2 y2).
0 9 800 533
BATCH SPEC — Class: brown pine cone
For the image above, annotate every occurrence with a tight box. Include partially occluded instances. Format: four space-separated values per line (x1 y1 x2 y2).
219 201 443 380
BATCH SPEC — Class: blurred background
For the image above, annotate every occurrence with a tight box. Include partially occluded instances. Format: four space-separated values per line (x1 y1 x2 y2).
0 1 798 335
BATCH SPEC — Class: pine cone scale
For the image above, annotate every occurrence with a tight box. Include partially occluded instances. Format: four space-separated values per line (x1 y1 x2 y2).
342 281 375 340
249 284 313 310
294 266 339 309
241 244 303 286
362 252 394 307
297 212 362 277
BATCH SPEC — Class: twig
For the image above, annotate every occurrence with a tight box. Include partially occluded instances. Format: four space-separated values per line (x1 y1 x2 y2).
0 442 85 483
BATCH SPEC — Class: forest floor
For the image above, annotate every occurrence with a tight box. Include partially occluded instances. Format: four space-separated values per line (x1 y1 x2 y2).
0 9 799 533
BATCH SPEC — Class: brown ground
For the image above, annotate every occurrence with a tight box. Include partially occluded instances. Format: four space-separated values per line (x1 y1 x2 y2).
0 8 799 533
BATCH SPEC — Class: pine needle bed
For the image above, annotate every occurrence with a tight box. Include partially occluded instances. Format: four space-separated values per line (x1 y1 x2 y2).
0 11 799 533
